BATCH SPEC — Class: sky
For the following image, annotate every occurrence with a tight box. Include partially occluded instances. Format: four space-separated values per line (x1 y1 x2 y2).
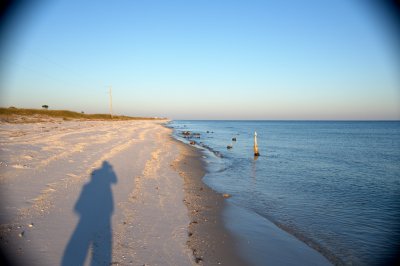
0 0 399 120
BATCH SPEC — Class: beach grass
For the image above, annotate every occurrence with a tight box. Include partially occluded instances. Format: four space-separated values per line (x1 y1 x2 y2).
0 107 164 121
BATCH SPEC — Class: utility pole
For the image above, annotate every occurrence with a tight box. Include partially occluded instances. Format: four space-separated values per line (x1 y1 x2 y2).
109 85 113 119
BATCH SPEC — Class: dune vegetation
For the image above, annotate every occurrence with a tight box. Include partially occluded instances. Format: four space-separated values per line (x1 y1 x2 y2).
0 107 164 122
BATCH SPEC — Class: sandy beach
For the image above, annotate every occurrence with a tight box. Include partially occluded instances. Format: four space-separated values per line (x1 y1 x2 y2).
0 118 240 265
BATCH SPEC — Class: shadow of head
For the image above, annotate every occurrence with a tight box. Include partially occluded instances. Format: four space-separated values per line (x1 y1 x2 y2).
74 161 118 217
90 161 118 184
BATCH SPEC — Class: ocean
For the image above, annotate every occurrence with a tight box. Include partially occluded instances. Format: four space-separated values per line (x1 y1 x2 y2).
169 120 400 265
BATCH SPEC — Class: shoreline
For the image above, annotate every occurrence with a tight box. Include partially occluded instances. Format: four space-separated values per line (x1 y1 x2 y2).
171 138 247 265
168 122 333 266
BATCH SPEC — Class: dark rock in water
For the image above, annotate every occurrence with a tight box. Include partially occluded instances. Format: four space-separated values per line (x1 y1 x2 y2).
227 145 233 149
192 133 201 138
232 137 237 141
182 131 201 139
206 131 209 133
182 131 191 136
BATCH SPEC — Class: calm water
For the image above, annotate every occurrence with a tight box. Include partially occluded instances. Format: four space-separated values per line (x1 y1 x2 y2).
170 121 400 265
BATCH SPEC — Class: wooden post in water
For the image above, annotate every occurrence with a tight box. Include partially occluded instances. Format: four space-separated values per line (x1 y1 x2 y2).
254 131 260 156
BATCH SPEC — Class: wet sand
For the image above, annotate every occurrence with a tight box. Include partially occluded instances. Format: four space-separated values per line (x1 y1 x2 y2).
172 140 246 265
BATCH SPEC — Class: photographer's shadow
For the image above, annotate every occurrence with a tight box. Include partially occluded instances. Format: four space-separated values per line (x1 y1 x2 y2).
62 161 117 266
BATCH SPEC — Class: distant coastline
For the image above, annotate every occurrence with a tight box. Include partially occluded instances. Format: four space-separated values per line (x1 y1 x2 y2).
0 107 166 123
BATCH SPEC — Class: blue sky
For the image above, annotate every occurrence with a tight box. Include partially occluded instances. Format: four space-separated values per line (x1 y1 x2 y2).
0 0 399 119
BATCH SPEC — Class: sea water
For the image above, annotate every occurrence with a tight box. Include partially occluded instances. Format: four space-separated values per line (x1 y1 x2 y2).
170 121 400 265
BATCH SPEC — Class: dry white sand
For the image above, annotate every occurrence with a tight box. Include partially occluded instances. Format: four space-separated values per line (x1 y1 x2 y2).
0 119 195 265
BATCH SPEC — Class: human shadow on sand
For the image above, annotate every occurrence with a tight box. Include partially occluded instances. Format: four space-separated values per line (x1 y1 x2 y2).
62 161 117 266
